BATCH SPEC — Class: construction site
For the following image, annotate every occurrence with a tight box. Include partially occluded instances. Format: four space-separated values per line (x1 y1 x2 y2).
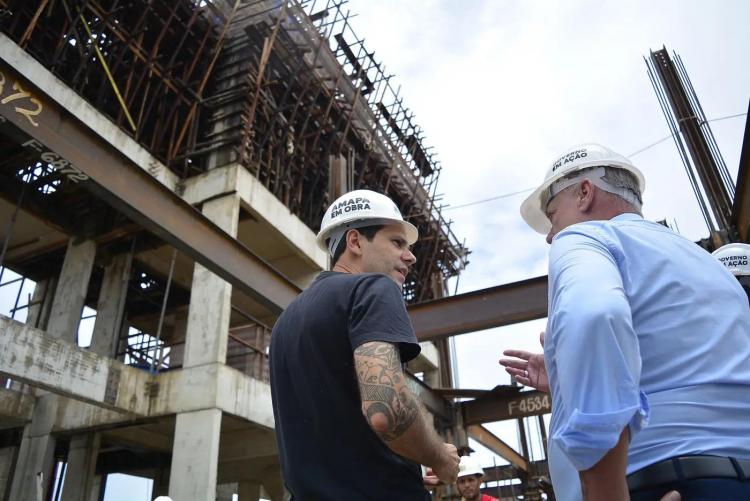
0 1 748 500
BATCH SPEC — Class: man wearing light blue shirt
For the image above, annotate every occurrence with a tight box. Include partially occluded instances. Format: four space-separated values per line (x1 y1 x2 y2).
501 143 750 500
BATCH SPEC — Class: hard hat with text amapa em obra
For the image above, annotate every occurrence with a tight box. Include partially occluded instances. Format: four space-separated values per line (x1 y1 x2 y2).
316 189 417 253
520 143 645 234
712 242 750 276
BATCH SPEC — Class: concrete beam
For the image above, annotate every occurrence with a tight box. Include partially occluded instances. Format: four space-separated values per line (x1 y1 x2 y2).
219 428 277 462
0 387 34 425
151 364 275 430
0 316 151 416
105 427 172 453
408 341 439 374
181 164 327 271
1 317 275 430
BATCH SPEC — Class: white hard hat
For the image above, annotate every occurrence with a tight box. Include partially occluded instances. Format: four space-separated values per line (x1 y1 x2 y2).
712 243 750 276
316 189 418 256
153 497 173 501
457 455 484 478
520 143 646 234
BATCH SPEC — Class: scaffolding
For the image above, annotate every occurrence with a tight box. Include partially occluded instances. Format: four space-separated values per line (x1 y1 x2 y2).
0 0 467 304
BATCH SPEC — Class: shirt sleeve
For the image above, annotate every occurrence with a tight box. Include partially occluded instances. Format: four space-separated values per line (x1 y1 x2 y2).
547 227 650 471
348 274 421 363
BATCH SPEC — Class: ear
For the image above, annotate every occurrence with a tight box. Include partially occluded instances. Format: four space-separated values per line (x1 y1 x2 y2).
346 229 364 257
577 179 595 212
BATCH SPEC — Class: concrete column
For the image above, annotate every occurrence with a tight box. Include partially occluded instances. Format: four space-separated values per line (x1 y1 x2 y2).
88 474 104 501
48 239 97 342
183 194 240 368
0 445 18 500
168 408 222 501
151 467 169 499
60 433 100 501
90 253 132 357
328 154 348 197
238 480 260 501
8 395 59 501
26 277 56 330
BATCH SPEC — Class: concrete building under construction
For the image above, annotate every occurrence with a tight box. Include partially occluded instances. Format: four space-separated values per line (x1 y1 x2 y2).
0 0 481 499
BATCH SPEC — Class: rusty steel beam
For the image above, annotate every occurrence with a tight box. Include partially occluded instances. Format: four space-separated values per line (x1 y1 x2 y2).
731 100 750 242
408 276 548 341
467 424 528 472
405 372 453 424
0 56 300 314
462 389 551 425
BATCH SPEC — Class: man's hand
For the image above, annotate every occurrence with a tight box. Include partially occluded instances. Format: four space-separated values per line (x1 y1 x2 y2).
499 331 550 392
430 443 459 485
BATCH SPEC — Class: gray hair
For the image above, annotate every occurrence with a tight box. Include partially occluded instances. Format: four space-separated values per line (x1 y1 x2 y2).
542 166 643 211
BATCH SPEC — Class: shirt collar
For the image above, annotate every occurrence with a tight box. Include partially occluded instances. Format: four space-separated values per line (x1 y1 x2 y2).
611 212 643 222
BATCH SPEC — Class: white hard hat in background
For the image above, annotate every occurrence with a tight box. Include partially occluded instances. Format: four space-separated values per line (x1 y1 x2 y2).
712 243 750 276
316 189 418 256
520 143 646 234
457 455 485 478
153 497 173 501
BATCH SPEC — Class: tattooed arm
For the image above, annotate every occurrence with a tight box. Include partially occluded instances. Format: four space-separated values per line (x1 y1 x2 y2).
354 341 459 484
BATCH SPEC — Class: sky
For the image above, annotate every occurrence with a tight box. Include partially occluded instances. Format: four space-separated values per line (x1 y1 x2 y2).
2 1 749 498
344 0 750 476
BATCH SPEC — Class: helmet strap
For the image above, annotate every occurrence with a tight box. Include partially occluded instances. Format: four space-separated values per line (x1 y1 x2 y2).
326 218 394 257
549 167 642 210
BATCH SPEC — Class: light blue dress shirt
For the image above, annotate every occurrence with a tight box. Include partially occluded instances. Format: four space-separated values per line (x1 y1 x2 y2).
545 213 750 500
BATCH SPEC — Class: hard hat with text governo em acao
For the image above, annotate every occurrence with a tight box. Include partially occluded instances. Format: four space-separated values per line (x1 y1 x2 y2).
458 455 485 478
520 143 646 235
316 189 418 256
712 243 750 276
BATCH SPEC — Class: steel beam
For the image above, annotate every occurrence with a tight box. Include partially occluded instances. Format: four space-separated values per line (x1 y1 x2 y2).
731 100 750 242
405 372 453 424
462 389 550 425
408 276 548 341
467 424 528 472
0 55 299 314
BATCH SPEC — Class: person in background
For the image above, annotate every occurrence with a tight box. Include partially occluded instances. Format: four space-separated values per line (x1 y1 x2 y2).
500 143 750 500
712 242 750 303
456 455 497 501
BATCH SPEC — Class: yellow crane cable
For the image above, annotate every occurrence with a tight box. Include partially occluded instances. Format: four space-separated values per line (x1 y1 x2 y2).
78 12 137 132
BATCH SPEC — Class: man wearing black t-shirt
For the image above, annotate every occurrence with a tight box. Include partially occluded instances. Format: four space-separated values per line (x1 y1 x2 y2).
270 189 459 500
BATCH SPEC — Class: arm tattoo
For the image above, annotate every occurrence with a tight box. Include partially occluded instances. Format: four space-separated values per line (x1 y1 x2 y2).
354 341 419 441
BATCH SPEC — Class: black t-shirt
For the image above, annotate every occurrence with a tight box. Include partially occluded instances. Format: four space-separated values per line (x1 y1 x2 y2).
270 271 428 500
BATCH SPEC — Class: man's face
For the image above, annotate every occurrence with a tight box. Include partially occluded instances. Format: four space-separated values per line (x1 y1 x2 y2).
545 184 583 244
359 223 417 288
456 474 482 500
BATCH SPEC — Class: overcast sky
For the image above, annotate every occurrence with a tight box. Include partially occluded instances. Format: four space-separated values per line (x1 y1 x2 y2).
346 0 750 473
